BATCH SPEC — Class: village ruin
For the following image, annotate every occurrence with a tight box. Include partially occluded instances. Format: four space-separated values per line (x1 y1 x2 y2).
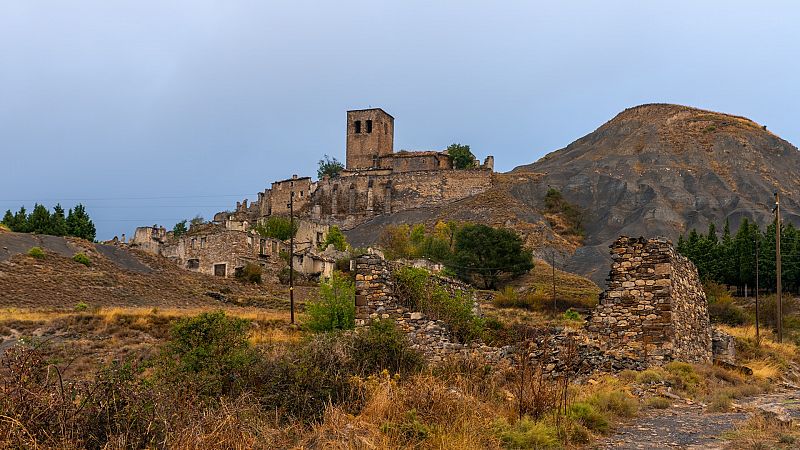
129 107 494 279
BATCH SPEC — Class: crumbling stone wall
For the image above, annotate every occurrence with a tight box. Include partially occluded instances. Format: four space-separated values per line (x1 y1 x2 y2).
313 169 493 229
586 236 712 364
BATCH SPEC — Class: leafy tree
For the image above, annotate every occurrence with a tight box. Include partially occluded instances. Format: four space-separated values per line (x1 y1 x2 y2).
172 220 188 237
1 210 15 230
50 204 67 236
447 224 533 289
253 216 297 240
447 143 477 169
66 204 96 241
317 154 344 179
379 224 413 259
320 225 348 251
305 272 355 332
28 204 52 234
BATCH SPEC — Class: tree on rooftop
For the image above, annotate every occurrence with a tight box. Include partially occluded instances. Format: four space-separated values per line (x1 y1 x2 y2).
318 154 344 179
252 216 297 241
173 220 188 237
447 143 477 169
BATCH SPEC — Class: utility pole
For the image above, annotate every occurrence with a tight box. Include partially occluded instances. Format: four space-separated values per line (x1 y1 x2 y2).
755 238 760 344
551 250 557 313
775 191 782 342
288 191 295 325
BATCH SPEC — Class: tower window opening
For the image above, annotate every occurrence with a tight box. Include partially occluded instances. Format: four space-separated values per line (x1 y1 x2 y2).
354 120 361 134
366 120 373 133
372 154 379 167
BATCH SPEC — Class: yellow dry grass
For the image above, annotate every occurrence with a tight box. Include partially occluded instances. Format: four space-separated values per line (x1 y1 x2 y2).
0 306 293 323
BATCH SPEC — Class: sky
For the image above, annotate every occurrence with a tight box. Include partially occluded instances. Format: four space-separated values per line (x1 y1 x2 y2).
1 1 799 240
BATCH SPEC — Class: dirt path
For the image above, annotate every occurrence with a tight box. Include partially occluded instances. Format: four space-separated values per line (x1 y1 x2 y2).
593 390 800 449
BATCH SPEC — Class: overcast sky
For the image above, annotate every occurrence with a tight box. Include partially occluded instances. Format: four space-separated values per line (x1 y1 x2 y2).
2 1 799 239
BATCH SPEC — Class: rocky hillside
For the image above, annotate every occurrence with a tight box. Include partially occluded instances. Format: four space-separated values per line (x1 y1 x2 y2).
511 104 800 284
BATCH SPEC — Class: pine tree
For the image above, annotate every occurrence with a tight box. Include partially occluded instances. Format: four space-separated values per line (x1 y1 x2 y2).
13 206 30 233
66 204 96 241
1 210 14 230
28 204 52 234
50 204 67 236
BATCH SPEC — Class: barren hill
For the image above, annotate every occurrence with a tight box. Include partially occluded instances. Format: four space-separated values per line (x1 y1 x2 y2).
511 103 800 283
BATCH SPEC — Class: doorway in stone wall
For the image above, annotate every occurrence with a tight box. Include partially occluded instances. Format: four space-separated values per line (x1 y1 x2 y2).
214 263 227 277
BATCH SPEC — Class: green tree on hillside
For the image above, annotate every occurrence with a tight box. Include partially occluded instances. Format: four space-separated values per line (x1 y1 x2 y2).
2 210 14 229
447 143 477 169
50 204 67 236
447 224 533 289
66 204 96 241
28 204 51 234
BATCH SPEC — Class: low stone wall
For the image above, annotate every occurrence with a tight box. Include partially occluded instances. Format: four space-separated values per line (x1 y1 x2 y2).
354 254 495 361
586 236 712 365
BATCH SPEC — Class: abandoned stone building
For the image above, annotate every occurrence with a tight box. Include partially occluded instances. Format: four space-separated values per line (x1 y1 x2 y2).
223 107 495 231
586 237 713 365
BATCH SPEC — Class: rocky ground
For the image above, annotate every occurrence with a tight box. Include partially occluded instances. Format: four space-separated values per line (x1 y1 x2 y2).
594 389 800 449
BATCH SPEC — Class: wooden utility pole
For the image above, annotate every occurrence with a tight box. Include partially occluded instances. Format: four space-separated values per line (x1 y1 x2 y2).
289 191 295 325
775 191 782 342
755 238 760 344
551 250 557 313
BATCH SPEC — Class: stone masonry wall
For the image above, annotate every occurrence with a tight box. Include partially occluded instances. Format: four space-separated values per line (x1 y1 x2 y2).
586 236 712 365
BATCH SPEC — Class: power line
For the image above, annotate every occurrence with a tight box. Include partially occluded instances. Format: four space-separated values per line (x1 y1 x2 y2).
0 194 253 202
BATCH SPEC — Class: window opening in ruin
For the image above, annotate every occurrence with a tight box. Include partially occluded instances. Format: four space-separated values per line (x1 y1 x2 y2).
191 238 196 249
200 237 206 248
366 120 372 133
214 263 226 277
372 154 378 167
316 232 323 245
271 241 277 253
260 239 266 255
354 120 361 133
300 190 304 197
234 266 244 278
384 122 388 134
187 259 199 270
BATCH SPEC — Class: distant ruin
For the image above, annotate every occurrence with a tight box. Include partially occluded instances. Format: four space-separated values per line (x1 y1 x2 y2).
586 236 713 364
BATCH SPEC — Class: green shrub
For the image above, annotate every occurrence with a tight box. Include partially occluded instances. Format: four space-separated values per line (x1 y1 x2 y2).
636 369 665 384
305 271 355 332
319 225 348 251
568 402 609 433
496 417 561 449
352 320 423 375
562 308 581 321
380 409 431 443
72 252 91 266
27 246 45 259
278 266 301 285
236 262 262 284
587 390 638 418
252 217 297 240
665 362 702 394
708 392 732 412
646 397 671 409
74 301 89 312
156 311 256 398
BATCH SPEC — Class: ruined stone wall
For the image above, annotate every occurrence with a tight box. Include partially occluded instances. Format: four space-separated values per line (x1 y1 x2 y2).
585 237 712 365
346 109 394 170
312 169 493 229
268 176 313 216
161 229 264 277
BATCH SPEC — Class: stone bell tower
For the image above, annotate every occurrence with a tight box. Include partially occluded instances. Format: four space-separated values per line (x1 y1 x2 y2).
345 108 394 170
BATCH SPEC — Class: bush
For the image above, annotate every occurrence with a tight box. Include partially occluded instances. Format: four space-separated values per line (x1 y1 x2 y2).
236 262 262 284
72 252 91 266
496 417 561 449
27 246 45 259
665 362 702 394
562 309 581 321
380 409 431 443
278 267 301 285
305 271 355 332
156 311 257 398
352 320 423 375
319 225 348 251
635 369 666 384
646 397 671 409
447 224 533 289
705 282 747 325
74 301 89 312
447 143 477 169
587 390 638 418
568 402 609 433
